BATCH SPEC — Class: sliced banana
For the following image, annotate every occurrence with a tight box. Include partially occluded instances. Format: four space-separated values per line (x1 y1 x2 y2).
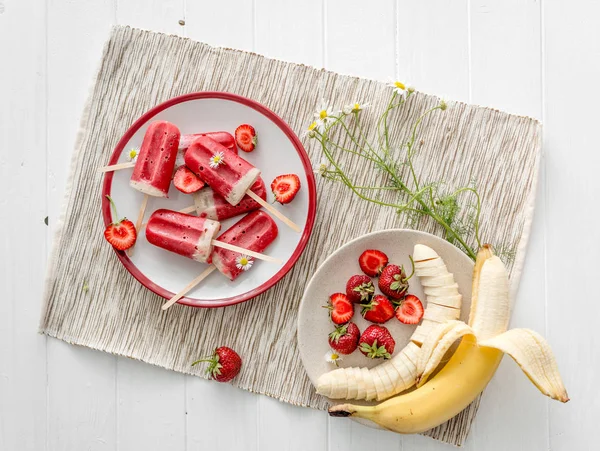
423 283 459 297
415 264 449 277
346 367 358 400
419 273 455 287
423 303 460 322
427 294 463 309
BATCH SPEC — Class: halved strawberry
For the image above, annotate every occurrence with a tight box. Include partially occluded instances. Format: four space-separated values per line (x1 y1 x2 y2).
361 294 395 324
324 293 354 325
104 195 137 250
271 174 301 204
173 165 205 194
395 294 424 325
358 249 389 277
235 124 257 152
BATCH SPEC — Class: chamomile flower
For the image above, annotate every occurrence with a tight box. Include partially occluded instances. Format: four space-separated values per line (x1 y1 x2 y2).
209 151 225 169
235 255 254 271
388 79 413 97
343 102 370 114
128 147 139 162
439 97 449 111
325 350 343 367
303 121 319 139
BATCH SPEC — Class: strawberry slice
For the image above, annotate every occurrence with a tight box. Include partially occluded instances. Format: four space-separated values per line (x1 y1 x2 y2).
235 124 257 152
395 294 424 324
361 294 395 324
173 165 205 194
104 195 137 250
324 293 354 325
359 249 389 277
271 174 301 204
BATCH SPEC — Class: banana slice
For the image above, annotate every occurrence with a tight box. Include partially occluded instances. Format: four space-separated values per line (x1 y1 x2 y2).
427 294 462 309
419 273 455 287
415 264 449 277
413 244 440 261
355 367 367 400
414 257 444 269
424 283 459 297
365 369 379 401
410 319 442 345
374 365 395 400
401 341 422 366
423 303 460 322
346 367 359 400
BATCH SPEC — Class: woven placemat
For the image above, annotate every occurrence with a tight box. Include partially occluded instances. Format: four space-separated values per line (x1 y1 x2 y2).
40 26 541 446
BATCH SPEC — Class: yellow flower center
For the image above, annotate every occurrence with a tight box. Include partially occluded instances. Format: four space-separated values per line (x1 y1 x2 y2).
129 149 138 159
354 103 360 110
308 122 317 131
239 257 249 266
212 155 222 163
331 353 339 360
319 110 328 119
394 81 406 90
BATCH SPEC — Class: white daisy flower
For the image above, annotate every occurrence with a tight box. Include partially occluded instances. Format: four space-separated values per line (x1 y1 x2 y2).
324 349 343 367
235 255 254 271
387 79 412 97
313 99 334 122
343 102 370 114
303 121 319 139
128 147 139 162
209 151 225 169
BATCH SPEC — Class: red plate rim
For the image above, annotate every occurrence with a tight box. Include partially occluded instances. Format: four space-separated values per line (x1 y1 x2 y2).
101 91 317 308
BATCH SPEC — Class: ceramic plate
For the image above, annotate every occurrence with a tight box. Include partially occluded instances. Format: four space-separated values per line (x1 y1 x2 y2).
297 229 473 425
102 92 317 308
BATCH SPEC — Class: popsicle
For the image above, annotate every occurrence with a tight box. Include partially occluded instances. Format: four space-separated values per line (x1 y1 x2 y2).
98 131 236 173
184 135 261 205
185 137 301 232
174 131 237 168
211 210 279 280
145 209 281 264
161 210 279 310
130 121 181 198
192 177 267 221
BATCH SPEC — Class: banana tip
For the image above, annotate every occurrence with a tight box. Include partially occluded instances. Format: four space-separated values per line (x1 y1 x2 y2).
328 405 355 417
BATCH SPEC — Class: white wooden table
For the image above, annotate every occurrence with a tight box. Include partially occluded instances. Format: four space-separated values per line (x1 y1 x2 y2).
1 0 596 449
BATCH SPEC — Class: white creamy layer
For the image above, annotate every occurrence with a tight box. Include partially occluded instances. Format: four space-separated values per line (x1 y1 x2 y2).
130 180 167 198
191 218 220 263
226 167 260 205
193 189 218 220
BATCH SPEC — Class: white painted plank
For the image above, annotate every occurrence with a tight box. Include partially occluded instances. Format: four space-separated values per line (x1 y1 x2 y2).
186 378 259 451
0 0 48 450
396 0 470 102
325 0 396 81
46 2 117 451
258 397 327 451
47 343 117 451
254 0 323 67
325 1 402 449
185 1 254 51
113 2 187 448
116 0 185 35
458 1 547 449
116 359 186 451
469 0 542 118
544 1 600 450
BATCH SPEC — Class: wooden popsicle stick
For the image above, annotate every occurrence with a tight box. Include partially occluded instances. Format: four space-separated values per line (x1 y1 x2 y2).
211 240 282 264
161 265 217 310
127 194 149 257
245 189 301 233
98 161 136 173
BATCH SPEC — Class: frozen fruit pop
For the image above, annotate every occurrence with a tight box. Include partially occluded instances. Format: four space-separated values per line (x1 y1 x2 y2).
184 136 260 206
211 210 279 280
146 209 221 263
193 177 267 221
130 121 181 197
175 131 236 168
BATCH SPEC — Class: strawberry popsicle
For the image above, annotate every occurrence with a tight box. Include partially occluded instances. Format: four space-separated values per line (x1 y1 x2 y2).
130 121 181 197
211 210 279 280
193 177 267 221
184 136 260 206
175 131 237 168
145 209 221 263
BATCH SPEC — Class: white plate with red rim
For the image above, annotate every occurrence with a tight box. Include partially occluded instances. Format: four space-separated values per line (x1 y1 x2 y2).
102 92 317 308
297 229 473 422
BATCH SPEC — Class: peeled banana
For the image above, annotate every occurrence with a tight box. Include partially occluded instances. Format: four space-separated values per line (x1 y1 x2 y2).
328 246 569 434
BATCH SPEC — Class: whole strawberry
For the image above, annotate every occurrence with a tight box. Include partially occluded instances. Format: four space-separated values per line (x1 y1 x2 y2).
346 275 375 303
359 325 395 359
361 294 395 324
324 293 354 325
328 322 360 355
379 263 412 300
191 346 242 382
